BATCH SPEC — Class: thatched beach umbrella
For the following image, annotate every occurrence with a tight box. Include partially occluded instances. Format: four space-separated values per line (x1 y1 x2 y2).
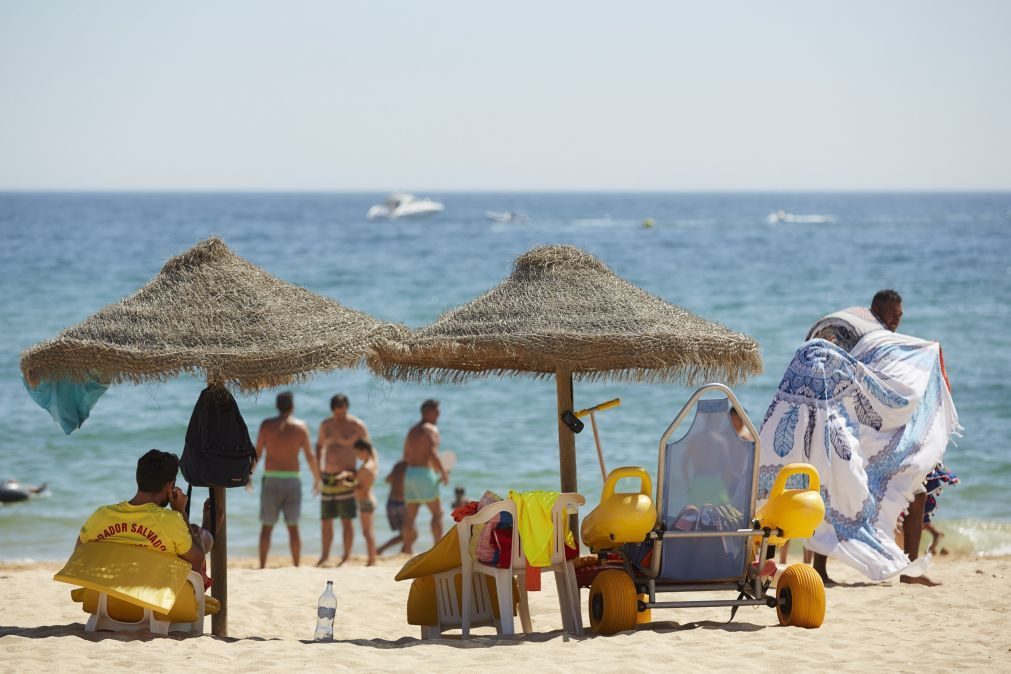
370 244 763 495
21 236 407 637
21 237 406 391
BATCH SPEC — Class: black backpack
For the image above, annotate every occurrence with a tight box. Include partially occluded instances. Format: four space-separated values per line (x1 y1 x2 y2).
180 385 256 488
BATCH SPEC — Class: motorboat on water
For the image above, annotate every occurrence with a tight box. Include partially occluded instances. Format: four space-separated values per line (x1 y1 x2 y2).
367 193 445 220
767 210 836 224
484 210 528 223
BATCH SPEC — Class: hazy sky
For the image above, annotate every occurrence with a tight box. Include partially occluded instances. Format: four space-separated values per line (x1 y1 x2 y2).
2 1 1009 191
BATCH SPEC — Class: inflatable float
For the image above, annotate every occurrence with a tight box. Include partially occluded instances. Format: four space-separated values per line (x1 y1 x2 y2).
0 479 47 503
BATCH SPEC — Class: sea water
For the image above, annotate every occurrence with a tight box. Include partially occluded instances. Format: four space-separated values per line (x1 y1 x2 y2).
1 192 1009 561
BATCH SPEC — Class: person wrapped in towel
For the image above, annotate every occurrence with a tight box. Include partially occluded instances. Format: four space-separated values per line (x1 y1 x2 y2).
757 309 959 584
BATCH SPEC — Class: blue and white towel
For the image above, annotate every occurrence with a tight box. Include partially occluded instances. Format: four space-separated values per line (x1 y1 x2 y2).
757 330 959 580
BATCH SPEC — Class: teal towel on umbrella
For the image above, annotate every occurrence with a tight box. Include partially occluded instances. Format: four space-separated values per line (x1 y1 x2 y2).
23 375 108 434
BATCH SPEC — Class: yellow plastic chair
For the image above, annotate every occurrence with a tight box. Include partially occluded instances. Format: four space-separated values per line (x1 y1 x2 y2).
55 542 218 635
398 527 515 639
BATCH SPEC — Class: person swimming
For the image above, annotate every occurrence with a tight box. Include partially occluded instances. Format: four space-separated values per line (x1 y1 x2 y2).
0 479 47 503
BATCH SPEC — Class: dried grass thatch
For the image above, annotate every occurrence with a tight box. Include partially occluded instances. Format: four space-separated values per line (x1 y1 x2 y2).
21 237 408 391
370 244 763 385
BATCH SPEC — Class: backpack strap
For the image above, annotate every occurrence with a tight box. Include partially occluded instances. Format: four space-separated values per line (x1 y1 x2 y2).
208 487 218 537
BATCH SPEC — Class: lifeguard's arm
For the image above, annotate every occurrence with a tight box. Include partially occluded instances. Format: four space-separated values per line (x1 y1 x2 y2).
179 533 205 572
302 424 322 495
167 489 204 571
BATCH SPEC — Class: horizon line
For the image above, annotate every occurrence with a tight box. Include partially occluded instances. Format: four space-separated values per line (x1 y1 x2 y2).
2 188 1011 195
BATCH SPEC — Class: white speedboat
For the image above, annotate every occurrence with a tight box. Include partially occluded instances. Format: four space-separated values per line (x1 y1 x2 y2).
767 210 836 224
367 193 445 220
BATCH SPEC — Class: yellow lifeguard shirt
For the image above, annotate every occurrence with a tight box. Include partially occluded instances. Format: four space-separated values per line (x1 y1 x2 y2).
79 502 193 555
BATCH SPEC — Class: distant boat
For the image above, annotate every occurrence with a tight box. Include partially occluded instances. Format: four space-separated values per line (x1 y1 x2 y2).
367 193 445 220
767 210 836 224
484 210 527 224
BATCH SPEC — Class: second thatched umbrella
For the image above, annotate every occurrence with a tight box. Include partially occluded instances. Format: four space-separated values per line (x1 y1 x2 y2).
370 244 763 494
20 236 408 637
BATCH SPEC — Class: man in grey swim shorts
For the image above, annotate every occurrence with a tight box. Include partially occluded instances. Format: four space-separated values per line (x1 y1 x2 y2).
250 392 321 569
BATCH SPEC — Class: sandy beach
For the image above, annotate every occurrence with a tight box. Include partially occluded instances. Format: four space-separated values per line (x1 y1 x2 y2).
1 552 1008 673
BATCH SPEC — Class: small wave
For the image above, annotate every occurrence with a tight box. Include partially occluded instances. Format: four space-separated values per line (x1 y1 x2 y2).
766 211 837 224
935 518 1011 556
950 521 1011 557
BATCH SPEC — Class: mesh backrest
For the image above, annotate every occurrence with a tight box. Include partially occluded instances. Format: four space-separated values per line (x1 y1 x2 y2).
659 398 755 582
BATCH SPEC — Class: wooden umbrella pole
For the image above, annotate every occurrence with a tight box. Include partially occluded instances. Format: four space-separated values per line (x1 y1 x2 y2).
555 370 580 535
211 485 227 636
556 370 577 494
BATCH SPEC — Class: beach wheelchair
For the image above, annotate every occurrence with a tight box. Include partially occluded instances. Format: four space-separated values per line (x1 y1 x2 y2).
580 384 826 634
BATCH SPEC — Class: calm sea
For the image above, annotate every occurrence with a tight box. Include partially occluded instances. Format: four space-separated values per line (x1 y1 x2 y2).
2 192 1009 561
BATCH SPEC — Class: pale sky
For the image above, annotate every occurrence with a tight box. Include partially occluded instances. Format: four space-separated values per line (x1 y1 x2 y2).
1 1 1010 191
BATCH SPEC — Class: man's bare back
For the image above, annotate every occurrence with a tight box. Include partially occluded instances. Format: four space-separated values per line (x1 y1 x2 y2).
318 414 368 475
257 415 312 472
403 421 440 469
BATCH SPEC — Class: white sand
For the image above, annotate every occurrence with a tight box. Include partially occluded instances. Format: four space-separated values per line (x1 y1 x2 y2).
1 554 1009 672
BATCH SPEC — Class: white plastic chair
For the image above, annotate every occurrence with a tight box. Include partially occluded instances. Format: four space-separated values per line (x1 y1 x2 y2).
458 499 525 638
546 493 585 635
86 571 207 635
458 493 585 638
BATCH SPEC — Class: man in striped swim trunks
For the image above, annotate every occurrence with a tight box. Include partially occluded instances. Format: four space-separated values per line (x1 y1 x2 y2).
250 392 321 569
316 394 370 567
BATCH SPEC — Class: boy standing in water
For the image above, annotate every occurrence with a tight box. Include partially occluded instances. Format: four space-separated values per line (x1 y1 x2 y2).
378 461 407 555
353 438 379 566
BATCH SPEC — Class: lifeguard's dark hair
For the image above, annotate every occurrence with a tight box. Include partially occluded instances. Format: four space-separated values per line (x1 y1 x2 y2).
331 394 349 410
276 391 294 413
871 289 902 308
421 399 439 413
136 449 179 493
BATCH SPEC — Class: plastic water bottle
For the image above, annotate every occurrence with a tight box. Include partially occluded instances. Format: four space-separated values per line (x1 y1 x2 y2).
314 580 337 641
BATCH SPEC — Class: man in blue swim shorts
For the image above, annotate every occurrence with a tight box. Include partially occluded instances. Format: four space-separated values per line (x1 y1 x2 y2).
400 399 449 554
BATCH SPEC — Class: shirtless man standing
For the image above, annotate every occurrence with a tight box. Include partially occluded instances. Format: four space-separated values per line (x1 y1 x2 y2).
316 394 369 567
401 399 449 554
250 392 321 569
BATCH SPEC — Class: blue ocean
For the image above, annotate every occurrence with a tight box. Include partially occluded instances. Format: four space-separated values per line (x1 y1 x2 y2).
2 192 1009 561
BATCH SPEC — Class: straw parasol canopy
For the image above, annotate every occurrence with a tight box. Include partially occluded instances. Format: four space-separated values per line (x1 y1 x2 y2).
370 244 763 385
370 244 763 495
21 237 409 392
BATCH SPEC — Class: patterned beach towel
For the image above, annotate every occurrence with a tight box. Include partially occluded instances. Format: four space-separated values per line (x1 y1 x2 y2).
757 331 960 580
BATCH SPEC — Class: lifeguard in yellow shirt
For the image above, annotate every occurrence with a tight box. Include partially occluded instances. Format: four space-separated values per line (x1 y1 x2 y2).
77 450 211 574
